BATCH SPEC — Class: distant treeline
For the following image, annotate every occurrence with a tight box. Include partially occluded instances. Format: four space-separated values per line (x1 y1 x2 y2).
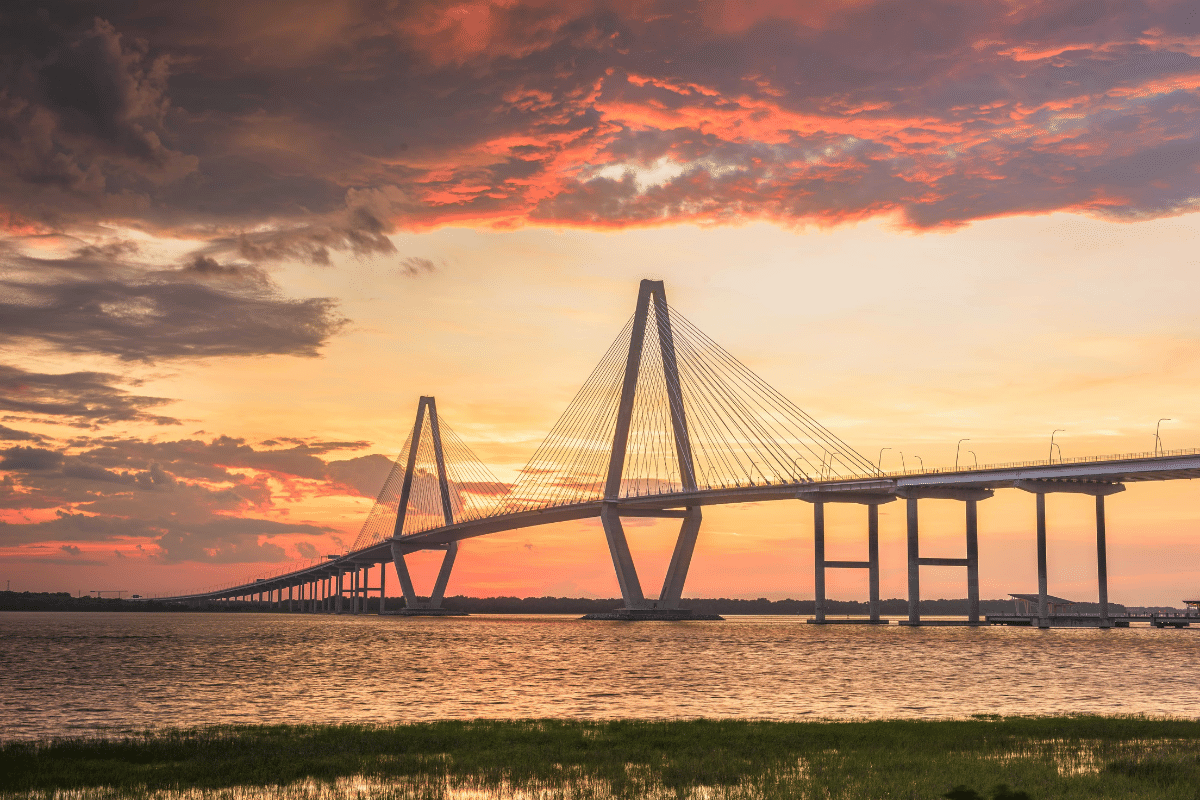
437 596 1126 616
1 590 1126 615
0 592 193 612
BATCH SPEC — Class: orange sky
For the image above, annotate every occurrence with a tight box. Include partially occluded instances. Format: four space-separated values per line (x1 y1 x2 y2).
4 214 1200 605
2 1 1199 606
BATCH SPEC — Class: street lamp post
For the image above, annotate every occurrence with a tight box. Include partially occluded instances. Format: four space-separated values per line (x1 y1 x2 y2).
955 438 970 470
1155 418 1172 455
877 447 892 472
913 455 924 471
1050 429 1064 464
900 451 906 472
968 450 978 469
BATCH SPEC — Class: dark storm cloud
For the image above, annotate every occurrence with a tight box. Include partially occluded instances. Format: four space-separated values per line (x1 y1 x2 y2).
0 363 179 426
0 446 64 471
325 453 394 498
0 240 347 361
0 7 197 225
0 424 46 442
2 0 1197 237
0 432 390 562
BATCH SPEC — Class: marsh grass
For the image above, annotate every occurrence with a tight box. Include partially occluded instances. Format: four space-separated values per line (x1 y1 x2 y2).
3 718 1199 800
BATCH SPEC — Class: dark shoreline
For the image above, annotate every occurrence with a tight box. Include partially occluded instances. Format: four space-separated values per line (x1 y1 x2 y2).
2 717 1198 799
0 590 1126 615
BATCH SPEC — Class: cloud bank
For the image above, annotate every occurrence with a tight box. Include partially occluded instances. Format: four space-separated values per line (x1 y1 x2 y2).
0 434 393 564
1 0 1196 237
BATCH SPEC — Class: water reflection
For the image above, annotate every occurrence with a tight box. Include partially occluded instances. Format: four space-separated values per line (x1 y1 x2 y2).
1 612 1197 739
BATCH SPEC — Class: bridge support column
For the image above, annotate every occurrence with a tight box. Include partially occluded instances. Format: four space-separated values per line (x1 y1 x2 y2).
336 570 343 614
589 504 710 619
797 491 893 624
898 488 993 626
379 563 386 614
813 502 825 622
660 507 702 607
1097 494 1110 628
907 498 920 624
389 542 464 615
966 500 979 623
600 504 646 610
869 503 881 622
1036 493 1048 628
1014 480 1124 629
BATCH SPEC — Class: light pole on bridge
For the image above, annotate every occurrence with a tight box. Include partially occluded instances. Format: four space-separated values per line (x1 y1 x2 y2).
955 438 970 470
1050 429 1064 464
1155 418 1172 456
877 447 892 473
969 450 978 469
912 454 924 471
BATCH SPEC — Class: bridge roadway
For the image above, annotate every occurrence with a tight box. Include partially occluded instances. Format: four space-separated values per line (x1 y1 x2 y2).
163 450 1200 625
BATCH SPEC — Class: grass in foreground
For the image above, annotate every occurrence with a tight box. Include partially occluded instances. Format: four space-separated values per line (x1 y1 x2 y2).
2 717 1199 800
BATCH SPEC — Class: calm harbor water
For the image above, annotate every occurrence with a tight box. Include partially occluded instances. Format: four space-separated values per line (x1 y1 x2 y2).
2 611 1198 740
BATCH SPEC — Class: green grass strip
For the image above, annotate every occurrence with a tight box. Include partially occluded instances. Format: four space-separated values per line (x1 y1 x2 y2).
2 717 1199 799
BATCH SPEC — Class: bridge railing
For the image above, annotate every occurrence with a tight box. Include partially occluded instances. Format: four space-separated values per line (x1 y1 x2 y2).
871 447 1200 479
168 555 342 599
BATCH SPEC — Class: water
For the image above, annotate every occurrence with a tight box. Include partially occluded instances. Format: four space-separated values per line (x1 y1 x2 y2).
1 612 1198 740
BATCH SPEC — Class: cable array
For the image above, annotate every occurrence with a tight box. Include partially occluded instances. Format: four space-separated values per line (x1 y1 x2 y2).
354 296 875 546
494 316 635 513
350 413 508 550
494 300 876 510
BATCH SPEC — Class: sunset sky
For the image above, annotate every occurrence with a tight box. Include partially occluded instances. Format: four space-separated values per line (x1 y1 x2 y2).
2 0 1199 606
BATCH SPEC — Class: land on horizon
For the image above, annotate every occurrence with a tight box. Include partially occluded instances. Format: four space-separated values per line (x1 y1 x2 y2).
1 590 1158 615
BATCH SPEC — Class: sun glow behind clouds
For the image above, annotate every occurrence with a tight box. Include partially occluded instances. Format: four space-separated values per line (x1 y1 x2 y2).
2 1 1200 603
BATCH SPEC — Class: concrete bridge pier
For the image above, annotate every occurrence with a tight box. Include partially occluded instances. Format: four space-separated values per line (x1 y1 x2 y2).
897 487 993 626
797 491 894 623
1014 480 1125 628
587 504 713 619
390 542 467 615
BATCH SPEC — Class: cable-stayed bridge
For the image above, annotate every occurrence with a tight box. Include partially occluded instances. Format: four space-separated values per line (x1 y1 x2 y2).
163 280 1200 626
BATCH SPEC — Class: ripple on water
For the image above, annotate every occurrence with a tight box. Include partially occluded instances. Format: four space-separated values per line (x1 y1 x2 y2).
1 612 1198 739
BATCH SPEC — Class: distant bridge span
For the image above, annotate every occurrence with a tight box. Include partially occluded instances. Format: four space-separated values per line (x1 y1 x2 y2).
161 281 1200 626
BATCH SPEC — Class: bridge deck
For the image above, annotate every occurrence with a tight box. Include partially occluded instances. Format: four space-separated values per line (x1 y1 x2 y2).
161 451 1200 602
